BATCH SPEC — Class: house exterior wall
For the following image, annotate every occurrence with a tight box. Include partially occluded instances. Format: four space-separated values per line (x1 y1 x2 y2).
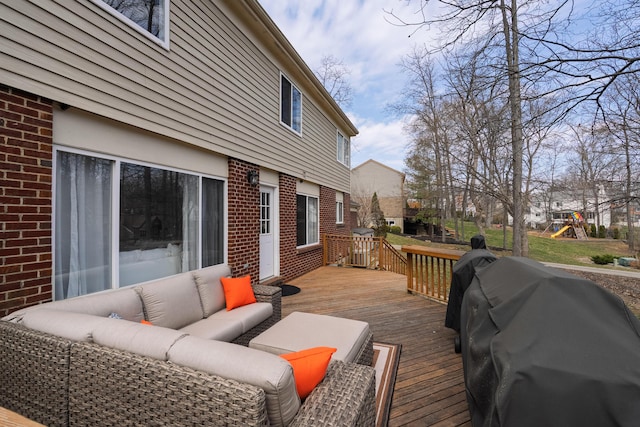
0 1 355 315
0 87 54 316
0 0 354 192
351 159 405 232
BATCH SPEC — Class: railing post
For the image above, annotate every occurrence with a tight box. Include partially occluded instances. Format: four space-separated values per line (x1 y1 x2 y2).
406 252 414 293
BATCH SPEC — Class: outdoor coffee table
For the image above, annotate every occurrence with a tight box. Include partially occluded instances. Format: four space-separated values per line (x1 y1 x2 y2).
249 311 374 365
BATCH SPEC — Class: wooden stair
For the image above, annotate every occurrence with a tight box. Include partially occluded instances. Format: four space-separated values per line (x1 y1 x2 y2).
573 225 588 240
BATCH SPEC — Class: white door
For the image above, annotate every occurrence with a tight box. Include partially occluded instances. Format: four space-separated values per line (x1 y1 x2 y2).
259 186 275 280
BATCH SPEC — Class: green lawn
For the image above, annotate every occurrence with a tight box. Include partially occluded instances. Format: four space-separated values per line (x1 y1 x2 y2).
386 222 636 269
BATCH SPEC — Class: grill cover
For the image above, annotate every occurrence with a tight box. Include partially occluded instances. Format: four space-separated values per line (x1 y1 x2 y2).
445 235 497 332
461 257 640 427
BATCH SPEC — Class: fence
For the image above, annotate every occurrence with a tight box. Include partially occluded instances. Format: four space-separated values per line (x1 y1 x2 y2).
402 245 464 303
322 234 407 275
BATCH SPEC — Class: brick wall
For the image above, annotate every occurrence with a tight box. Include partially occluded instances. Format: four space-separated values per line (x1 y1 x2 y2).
227 158 260 284
279 177 351 282
319 185 350 237
0 86 53 317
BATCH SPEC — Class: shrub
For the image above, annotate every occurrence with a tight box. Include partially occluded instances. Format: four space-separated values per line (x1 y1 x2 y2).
389 226 402 235
591 254 616 265
598 225 607 238
613 228 620 239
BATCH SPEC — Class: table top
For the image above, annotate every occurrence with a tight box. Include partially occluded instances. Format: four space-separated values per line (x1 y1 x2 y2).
0 407 45 427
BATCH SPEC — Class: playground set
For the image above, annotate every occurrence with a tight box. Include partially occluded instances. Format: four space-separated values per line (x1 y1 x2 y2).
542 211 589 240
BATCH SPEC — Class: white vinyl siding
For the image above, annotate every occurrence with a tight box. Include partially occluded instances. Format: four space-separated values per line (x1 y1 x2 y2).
1 0 353 192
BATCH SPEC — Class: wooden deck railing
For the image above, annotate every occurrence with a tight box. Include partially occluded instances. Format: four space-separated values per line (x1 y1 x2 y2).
322 234 407 275
401 245 465 303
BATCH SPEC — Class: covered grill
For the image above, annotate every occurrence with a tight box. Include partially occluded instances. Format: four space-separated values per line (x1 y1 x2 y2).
445 235 497 334
460 257 640 427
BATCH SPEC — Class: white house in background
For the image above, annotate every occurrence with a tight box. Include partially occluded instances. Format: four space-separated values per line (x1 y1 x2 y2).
351 159 406 232
525 187 612 229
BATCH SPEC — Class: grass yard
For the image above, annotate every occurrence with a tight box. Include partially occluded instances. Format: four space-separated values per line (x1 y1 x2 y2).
386 222 637 269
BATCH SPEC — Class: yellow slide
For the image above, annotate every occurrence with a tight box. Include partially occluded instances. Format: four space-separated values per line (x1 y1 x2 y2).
551 225 571 239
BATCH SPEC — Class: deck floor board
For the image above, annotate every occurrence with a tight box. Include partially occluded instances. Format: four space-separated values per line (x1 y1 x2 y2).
284 266 471 427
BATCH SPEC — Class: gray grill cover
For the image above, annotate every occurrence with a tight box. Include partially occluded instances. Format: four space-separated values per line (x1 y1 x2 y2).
461 257 640 427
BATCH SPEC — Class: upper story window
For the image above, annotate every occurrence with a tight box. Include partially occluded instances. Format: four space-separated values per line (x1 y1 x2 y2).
337 132 350 167
95 0 170 48
281 74 302 134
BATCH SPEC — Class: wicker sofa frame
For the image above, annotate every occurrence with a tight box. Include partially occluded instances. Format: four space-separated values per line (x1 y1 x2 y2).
0 320 376 426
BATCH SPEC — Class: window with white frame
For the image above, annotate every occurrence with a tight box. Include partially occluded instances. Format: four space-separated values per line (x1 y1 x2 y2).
281 74 302 134
336 192 344 224
337 132 350 167
54 149 224 300
296 194 318 247
94 0 169 47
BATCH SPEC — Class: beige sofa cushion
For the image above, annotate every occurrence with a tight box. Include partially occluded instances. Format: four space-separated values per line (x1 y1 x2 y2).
179 318 243 341
135 272 202 329
21 309 111 342
180 302 272 341
249 311 370 363
92 320 187 360
168 336 300 427
209 302 273 333
3 287 144 323
192 264 230 317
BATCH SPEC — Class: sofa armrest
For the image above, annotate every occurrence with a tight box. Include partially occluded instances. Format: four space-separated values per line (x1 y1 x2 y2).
290 360 376 427
252 285 281 321
0 321 72 427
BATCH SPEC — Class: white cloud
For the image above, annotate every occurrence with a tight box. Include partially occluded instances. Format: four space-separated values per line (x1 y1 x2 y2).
349 114 412 172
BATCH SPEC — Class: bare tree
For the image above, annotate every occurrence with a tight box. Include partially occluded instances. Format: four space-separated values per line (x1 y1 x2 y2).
314 55 353 109
350 183 375 228
386 0 640 254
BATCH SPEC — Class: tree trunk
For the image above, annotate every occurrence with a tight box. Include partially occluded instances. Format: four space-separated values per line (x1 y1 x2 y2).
501 0 527 256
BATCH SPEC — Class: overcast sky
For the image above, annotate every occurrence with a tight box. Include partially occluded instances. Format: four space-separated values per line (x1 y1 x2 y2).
258 1 439 172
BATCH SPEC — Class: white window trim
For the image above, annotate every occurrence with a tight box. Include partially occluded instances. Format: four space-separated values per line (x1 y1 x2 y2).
336 131 350 167
336 192 344 225
336 201 344 224
296 193 319 248
52 146 227 296
280 73 303 136
90 0 171 50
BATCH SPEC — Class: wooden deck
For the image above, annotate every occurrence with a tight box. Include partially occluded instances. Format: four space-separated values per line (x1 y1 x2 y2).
284 266 471 427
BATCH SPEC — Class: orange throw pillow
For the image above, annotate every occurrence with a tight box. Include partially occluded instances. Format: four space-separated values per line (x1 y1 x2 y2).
220 275 257 311
280 347 337 399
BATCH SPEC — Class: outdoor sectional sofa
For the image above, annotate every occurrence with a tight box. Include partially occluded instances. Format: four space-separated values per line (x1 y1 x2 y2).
0 264 375 427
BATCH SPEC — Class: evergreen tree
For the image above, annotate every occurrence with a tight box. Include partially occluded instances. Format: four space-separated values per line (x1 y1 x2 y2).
371 192 388 237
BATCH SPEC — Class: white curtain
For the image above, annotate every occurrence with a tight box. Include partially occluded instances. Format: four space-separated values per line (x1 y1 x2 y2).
55 152 111 300
181 174 199 272
309 197 318 244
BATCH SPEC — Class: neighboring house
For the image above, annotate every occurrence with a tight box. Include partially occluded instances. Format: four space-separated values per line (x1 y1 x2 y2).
525 188 612 229
0 0 355 316
351 159 405 232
